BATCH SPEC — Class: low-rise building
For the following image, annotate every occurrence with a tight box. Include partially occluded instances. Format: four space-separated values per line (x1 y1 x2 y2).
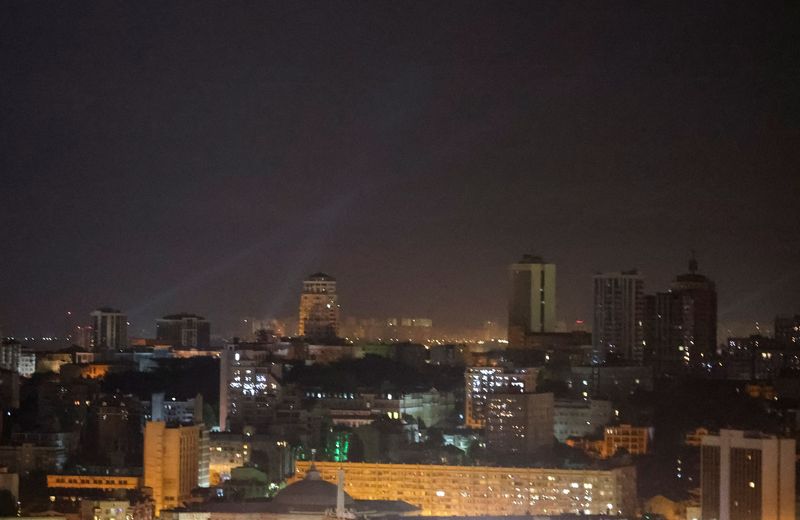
554 399 614 443
566 425 651 459
47 474 141 490
0 433 75 473
0 466 19 503
79 498 154 520
600 425 650 458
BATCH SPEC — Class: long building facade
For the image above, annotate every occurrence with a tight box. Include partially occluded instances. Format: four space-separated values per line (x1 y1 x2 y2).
293 461 636 517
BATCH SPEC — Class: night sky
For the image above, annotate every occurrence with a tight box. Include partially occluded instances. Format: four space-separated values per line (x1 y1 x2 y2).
1 1 798 338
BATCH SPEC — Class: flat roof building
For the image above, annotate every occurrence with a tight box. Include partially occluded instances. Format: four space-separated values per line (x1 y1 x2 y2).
293 460 637 517
701 429 795 520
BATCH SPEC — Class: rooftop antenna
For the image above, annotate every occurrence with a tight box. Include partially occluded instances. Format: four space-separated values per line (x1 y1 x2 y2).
689 250 698 274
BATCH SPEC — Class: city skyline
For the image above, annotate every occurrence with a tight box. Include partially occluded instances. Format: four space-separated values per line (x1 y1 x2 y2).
2 3 799 520
1 2 798 338
0 255 791 341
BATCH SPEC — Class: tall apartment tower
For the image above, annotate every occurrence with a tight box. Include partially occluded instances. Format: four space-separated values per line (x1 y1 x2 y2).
508 255 556 346
298 272 339 341
593 271 645 363
156 313 211 348
647 256 717 372
144 421 204 515
701 429 795 520
218 342 282 432
90 308 127 350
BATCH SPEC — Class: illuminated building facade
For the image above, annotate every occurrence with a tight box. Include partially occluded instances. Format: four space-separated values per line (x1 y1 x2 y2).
218 343 282 432
47 474 141 490
293 461 637 517
701 429 795 520
592 271 645 363
297 273 339 341
464 367 538 428
568 425 651 459
208 433 250 485
508 255 556 346
156 314 211 348
553 398 614 443
144 421 205 515
79 499 154 520
599 425 650 458
207 432 293 486
486 392 554 454
0 340 35 377
90 308 128 350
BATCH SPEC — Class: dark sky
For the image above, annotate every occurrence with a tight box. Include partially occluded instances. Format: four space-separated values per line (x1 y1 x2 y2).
1 1 799 338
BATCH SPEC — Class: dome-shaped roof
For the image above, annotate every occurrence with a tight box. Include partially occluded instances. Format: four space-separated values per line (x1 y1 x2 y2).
272 466 354 508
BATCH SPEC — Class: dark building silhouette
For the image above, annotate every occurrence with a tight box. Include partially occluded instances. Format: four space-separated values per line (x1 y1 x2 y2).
90 307 127 350
298 273 339 342
156 313 211 348
508 255 556 347
645 255 717 373
593 270 645 363
774 314 800 348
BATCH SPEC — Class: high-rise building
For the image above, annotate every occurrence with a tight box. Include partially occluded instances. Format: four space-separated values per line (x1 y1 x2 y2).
701 429 795 520
297 273 339 342
90 308 127 350
645 256 717 372
508 255 556 346
218 342 282 432
670 255 717 365
156 313 211 348
486 392 554 454
144 421 205 515
593 271 645 363
464 367 538 428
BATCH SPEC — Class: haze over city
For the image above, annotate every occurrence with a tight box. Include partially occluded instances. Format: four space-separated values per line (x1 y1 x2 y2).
1 3 799 520
2 1 798 338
